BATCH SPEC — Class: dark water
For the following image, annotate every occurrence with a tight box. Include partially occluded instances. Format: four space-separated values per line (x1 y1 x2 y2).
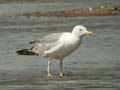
0 16 120 89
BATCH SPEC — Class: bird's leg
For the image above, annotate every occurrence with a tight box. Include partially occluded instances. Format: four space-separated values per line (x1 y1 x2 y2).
47 59 52 77
60 59 63 77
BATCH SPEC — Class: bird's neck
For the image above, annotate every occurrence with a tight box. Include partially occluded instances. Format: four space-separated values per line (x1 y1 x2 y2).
72 31 84 40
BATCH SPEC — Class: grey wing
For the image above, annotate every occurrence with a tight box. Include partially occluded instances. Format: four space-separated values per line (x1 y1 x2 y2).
29 33 63 55
30 33 63 44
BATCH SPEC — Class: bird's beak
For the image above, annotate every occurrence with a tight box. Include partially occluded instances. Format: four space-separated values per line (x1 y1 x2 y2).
86 31 93 36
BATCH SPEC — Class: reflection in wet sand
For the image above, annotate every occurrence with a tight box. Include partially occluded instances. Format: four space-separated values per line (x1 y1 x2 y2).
0 14 120 90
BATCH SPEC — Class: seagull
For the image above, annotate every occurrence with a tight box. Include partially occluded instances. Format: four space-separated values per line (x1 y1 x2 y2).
16 25 93 77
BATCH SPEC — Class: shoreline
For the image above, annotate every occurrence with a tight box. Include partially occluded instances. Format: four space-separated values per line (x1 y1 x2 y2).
15 5 120 17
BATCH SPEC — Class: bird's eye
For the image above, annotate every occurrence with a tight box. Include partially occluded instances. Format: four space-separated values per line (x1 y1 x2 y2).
79 29 83 31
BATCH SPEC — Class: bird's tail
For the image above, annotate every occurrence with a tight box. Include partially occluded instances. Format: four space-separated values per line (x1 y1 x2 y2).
16 49 37 55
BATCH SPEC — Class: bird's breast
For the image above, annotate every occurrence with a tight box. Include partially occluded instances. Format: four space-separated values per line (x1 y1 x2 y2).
52 35 81 59
62 34 81 48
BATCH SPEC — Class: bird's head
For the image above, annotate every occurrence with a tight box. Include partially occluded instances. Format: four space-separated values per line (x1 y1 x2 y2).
72 25 93 37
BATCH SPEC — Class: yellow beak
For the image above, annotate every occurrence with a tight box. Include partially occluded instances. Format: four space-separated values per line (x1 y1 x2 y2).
86 31 93 36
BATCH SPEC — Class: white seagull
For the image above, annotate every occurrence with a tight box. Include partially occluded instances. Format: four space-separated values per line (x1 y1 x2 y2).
16 25 93 77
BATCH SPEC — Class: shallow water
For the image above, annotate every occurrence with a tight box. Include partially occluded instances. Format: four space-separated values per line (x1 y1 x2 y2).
0 15 120 89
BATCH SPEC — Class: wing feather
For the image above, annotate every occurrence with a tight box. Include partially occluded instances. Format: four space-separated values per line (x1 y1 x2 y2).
30 33 63 55
30 33 63 44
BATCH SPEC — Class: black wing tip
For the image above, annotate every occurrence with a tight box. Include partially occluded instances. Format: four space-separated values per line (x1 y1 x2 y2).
29 40 41 44
16 49 38 55
29 41 34 44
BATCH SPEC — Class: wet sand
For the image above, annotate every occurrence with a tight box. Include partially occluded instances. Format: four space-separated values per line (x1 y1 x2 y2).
0 0 120 17
0 16 120 89
15 5 120 17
